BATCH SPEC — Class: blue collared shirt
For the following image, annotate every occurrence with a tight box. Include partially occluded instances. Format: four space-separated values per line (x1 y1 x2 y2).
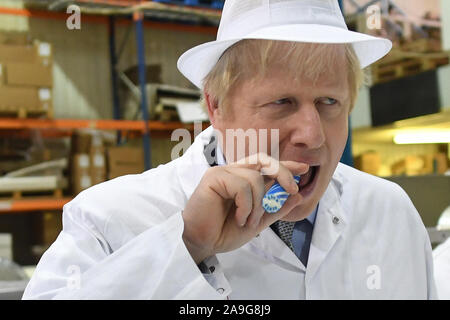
293 204 318 264
306 205 318 225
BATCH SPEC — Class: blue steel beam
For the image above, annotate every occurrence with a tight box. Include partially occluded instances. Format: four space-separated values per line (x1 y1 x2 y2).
339 0 355 167
134 11 152 170
108 15 123 145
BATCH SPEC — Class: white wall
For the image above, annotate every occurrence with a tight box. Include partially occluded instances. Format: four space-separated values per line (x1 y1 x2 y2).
438 65 450 110
441 0 450 50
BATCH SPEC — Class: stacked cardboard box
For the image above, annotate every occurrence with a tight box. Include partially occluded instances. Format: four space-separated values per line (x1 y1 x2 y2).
70 130 107 195
354 151 381 176
107 147 145 179
0 33 53 118
71 154 92 194
391 153 449 176
90 133 107 185
41 213 62 247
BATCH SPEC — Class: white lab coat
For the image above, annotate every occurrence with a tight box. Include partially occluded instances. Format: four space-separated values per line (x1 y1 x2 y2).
433 237 450 299
23 126 437 299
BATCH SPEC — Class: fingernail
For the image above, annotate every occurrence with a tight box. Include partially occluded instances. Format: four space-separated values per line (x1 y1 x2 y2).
291 180 299 193
291 175 300 193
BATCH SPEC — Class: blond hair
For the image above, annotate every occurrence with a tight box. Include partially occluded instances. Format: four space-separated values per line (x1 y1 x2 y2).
202 40 366 116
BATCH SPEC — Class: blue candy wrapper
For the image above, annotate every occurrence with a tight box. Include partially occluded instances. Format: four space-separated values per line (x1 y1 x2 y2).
262 175 301 213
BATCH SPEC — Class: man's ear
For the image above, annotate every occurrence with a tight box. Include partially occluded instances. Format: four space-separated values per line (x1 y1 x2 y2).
204 93 220 126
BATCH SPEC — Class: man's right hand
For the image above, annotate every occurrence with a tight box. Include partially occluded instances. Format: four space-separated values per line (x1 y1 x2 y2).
182 153 309 264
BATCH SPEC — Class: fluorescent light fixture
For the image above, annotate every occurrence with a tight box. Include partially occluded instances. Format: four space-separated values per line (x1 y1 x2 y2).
394 131 450 144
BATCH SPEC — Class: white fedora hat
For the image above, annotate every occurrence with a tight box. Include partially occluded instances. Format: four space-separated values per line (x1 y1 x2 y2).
178 0 392 89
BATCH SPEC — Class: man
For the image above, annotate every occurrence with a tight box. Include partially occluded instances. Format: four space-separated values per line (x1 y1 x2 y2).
23 0 437 299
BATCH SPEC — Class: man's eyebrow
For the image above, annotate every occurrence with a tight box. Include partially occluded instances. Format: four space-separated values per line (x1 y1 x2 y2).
314 86 348 100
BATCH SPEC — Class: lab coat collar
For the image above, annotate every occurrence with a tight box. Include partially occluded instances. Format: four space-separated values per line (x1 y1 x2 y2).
306 176 348 283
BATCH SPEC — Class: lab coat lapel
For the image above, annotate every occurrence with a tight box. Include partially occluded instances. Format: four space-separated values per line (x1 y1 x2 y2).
248 227 304 272
306 177 347 283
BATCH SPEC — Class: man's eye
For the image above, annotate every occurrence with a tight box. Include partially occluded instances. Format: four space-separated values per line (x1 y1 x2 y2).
317 97 338 105
272 98 292 106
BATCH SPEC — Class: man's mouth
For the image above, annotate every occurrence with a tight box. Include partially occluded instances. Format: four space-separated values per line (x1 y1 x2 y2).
298 165 319 196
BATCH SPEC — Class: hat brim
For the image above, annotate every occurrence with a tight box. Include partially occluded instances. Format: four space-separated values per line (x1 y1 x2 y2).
177 24 392 89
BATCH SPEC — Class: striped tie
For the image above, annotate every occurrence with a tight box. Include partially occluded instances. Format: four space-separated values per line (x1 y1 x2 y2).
270 220 295 251
271 219 313 267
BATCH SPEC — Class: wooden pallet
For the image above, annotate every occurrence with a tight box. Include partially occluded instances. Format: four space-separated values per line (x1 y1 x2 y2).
372 53 450 84
0 106 53 119
401 38 442 53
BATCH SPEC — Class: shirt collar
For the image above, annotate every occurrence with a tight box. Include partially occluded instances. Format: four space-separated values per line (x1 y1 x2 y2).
307 204 319 225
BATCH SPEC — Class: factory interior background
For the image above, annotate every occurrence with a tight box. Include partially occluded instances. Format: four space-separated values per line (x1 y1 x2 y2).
0 0 449 299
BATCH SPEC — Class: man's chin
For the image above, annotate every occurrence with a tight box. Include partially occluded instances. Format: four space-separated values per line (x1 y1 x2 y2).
279 202 317 222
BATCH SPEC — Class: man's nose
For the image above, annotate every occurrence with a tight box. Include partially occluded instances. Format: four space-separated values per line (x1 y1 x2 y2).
288 104 326 149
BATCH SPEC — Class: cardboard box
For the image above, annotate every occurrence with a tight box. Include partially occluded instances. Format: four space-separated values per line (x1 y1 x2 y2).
354 152 381 175
71 130 106 154
107 147 145 179
35 42 52 65
91 172 106 185
71 154 92 194
0 32 33 45
0 42 52 65
391 155 425 176
0 44 38 63
0 63 4 86
77 175 92 192
90 150 106 185
108 147 144 172
0 86 40 109
72 153 90 172
41 213 62 246
5 61 53 87
421 154 434 175
90 151 106 170
109 166 144 179
434 153 448 174
0 86 52 111
71 131 92 154
37 87 52 112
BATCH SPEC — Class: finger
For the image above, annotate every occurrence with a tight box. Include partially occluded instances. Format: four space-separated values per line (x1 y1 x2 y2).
212 169 254 227
259 193 303 230
280 160 310 176
230 153 308 195
232 153 308 176
234 184 253 227
225 167 266 228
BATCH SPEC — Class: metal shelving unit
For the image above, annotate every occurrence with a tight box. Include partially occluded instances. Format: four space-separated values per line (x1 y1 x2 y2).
0 198 72 214
0 1 218 213
0 1 220 172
